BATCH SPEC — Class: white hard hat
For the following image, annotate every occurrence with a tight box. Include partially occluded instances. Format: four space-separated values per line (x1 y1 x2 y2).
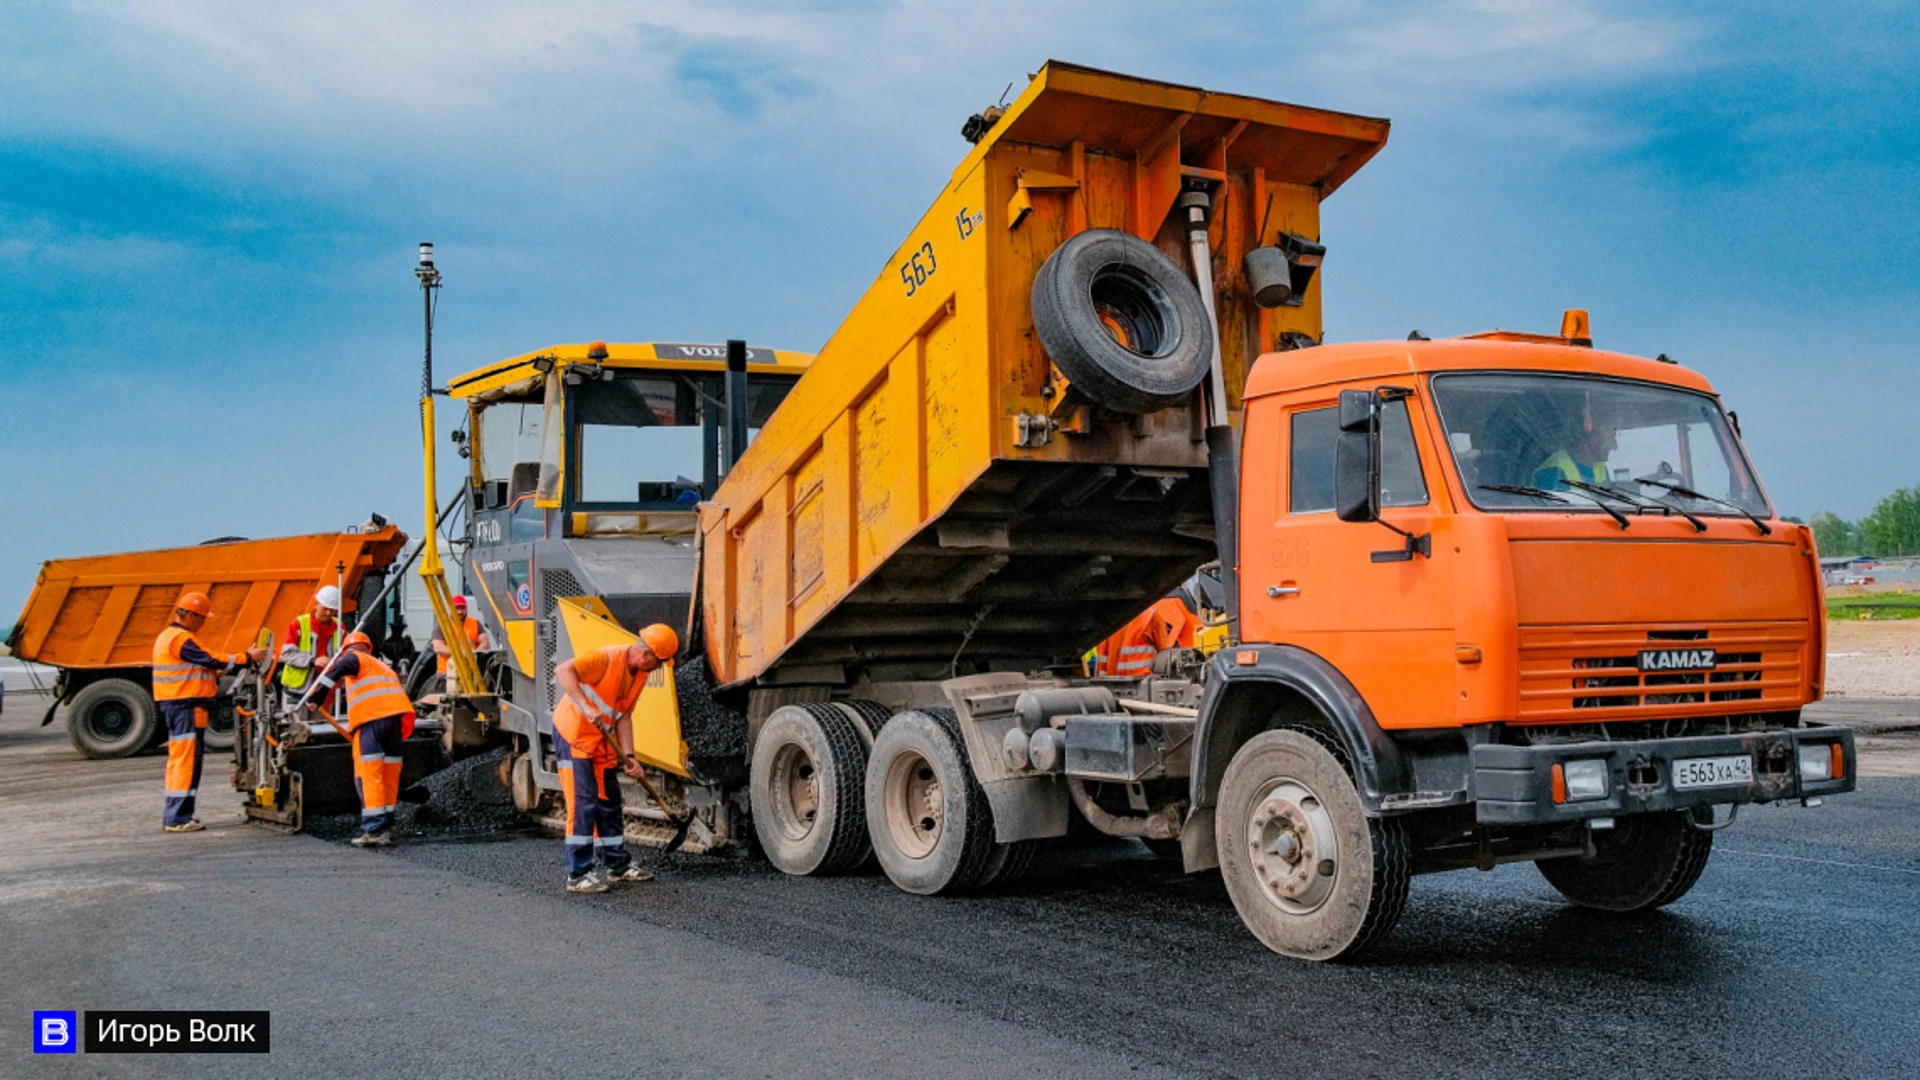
314 585 343 611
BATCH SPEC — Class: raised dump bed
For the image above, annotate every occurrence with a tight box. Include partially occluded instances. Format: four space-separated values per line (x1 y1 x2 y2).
700 62 1388 687
8 525 407 756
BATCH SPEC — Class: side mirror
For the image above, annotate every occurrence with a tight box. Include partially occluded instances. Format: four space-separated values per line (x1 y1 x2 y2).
1334 389 1379 523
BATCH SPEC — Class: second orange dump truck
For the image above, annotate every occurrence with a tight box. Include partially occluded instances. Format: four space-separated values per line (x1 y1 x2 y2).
8 526 408 757
426 62 1852 961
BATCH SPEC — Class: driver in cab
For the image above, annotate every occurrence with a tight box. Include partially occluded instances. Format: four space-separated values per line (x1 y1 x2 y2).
1534 396 1618 490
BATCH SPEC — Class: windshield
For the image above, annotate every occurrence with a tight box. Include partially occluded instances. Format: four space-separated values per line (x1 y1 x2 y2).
1430 373 1769 518
571 371 797 507
575 376 704 504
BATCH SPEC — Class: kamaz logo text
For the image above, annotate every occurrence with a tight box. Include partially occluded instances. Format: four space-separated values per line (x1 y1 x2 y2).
1638 648 1717 672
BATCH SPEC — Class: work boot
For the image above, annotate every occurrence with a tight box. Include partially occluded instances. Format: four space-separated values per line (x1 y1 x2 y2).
566 868 611 894
352 828 395 848
608 864 654 884
163 820 205 833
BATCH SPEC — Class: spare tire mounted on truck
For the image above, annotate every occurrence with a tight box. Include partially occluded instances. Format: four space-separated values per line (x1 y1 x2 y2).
1031 228 1214 415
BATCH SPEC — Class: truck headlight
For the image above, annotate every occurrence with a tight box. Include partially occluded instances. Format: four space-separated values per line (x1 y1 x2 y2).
1798 743 1836 782
1563 758 1609 801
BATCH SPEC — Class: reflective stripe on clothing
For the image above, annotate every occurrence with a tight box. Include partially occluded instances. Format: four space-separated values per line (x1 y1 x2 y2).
352 715 405 833
555 726 630 877
153 626 226 700
161 702 205 826
343 653 410 730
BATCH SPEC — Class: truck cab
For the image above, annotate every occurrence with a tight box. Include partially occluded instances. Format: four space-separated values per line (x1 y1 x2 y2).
1189 324 1855 957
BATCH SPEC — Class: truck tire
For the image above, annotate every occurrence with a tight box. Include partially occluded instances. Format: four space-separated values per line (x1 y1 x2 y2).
66 679 159 759
203 701 236 753
1536 811 1714 912
1216 730 1410 961
833 700 893 747
1031 228 1214 415
972 838 1037 892
865 708 998 895
751 704 873 876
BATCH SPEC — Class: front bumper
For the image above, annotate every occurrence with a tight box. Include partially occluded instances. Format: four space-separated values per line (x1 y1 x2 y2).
1472 724 1856 825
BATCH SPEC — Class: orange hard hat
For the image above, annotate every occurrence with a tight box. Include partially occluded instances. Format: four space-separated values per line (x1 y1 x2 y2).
638 623 679 660
175 592 212 617
343 630 374 651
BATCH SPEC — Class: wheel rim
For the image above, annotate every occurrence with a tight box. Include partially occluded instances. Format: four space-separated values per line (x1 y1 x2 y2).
1245 778 1341 915
769 742 821 842
883 749 943 859
1089 263 1177 358
89 701 134 741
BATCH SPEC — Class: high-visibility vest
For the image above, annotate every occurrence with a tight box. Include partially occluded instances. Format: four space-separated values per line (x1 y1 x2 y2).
343 652 411 730
279 614 338 690
552 645 643 748
1093 598 1195 678
1535 450 1607 488
436 615 484 675
153 625 234 701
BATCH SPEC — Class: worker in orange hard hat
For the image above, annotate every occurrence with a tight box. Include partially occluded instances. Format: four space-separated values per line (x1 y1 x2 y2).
549 623 679 893
292 629 416 847
430 595 492 693
154 591 268 832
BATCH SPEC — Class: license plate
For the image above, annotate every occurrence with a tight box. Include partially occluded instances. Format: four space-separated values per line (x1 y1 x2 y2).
1640 647 1716 672
1673 754 1753 789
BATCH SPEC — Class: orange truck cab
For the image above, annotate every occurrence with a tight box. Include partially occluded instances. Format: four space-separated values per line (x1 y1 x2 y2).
1187 323 1855 957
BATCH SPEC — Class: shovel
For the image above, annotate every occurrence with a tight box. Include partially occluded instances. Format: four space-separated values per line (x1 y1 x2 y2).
585 714 695 856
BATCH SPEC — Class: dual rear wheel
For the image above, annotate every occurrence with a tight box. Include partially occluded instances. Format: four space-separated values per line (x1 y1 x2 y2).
749 704 1029 893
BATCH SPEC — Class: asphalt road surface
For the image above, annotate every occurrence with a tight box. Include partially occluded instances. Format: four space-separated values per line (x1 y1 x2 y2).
4 691 1917 1079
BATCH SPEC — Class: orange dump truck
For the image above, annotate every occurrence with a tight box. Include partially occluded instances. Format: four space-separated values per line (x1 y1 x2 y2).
447 63 1853 962
8 525 408 757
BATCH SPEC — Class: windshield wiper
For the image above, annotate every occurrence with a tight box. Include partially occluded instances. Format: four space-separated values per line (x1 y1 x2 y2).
1551 481 1633 530
1479 483 1627 529
1634 477 1773 535
1479 483 1572 504
1565 480 1705 532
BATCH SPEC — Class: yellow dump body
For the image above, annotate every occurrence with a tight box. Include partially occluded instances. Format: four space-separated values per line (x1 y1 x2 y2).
701 62 1389 687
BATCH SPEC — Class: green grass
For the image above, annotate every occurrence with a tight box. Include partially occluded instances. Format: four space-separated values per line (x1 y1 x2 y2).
1827 592 1920 620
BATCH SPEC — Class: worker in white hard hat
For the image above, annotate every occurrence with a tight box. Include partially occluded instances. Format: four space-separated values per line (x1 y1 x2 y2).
277 585 343 699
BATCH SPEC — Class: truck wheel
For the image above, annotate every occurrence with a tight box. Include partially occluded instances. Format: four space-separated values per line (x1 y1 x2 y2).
66 679 159 759
203 702 236 753
751 704 873 875
972 839 1037 892
865 708 997 895
1216 730 1410 961
1536 811 1714 912
1031 228 1214 415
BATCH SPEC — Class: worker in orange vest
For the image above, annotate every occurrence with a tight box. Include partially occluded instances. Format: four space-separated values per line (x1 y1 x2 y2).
1090 595 1201 678
549 623 678 893
153 592 267 832
293 630 416 847
431 595 492 692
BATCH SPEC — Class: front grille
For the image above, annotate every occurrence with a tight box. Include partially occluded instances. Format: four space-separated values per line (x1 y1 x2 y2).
539 569 585 711
1519 623 1806 722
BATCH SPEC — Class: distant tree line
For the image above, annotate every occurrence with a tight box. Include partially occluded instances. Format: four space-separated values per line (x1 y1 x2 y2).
1809 486 1920 557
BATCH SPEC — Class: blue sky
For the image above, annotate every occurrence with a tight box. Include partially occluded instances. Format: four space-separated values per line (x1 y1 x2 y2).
3 0 1917 620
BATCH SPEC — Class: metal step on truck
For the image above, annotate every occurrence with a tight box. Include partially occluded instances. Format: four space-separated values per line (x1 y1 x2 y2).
427 62 1856 961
